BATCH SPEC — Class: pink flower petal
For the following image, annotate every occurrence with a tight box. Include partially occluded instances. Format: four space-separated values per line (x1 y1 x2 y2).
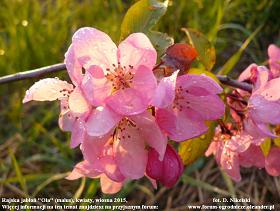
81 135 109 165
244 118 276 140
257 77 280 101
71 27 118 71
177 74 223 95
23 78 73 103
85 106 121 137
146 147 163 181
225 134 252 153
105 88 147 116
81 65 112 106
118 33 157 70
100 174 122 194
156 108 208 142
132 65 157 103
268 44 280 78
114 125 148 179
58 99 75 131
99 156 125 182
239 144 265 168
68 87 90 115
249 95 280 125
70 119 86 148
64 44 83 85
131 111 167 161
238 63 258 83
152 70 179 108
220 148 241 182
66 160 100 180
183 94 225 120
265 147 280 176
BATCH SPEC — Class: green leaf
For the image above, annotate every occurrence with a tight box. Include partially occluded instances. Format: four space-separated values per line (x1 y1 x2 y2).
148 31 174 56
120 0 173 55
182 28 216 71
218 23 263 75
178 122 216 165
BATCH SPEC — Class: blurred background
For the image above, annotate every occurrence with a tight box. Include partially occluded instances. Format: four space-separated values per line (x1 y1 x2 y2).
0 0 280 210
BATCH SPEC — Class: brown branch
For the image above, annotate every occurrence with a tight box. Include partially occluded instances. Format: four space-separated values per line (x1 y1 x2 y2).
217 75 252 92
0 63 253 92
0 63 66 84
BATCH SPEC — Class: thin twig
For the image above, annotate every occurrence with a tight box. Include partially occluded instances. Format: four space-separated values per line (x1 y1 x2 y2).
0 63 66 84
0 63 253 92
217 75 252 92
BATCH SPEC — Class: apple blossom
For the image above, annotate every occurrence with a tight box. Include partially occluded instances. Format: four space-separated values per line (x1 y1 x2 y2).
153 71 225 142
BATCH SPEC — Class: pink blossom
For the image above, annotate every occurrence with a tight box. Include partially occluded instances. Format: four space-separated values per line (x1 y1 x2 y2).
268 44 280 78
205 127 251 182
85 110 167 180
65 27 157 116
23 78 90 148
245 67 280 140
146 144 184 188
153 71 225 142
230 64 280 142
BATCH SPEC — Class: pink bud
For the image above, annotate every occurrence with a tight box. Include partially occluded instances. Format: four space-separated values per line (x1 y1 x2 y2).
146 144 184 188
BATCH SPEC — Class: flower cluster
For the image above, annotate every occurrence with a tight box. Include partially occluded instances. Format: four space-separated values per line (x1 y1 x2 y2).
23 27 225 193
206 44 280 181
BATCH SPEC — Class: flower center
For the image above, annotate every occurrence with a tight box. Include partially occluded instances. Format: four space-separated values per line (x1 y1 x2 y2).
109 117 139 143
105 63 134 91
173 85 190 111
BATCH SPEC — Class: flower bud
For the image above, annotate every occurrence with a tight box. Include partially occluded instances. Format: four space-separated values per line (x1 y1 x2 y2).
146 144 184 188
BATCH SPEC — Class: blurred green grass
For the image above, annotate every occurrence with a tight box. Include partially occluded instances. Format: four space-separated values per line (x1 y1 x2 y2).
0 0 280 209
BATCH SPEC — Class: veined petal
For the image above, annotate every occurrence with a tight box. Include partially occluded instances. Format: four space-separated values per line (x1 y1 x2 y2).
152 70 179 108
249 95 280 125
220 148 241 182
72 27 118 71
81 135 109 165
114 125 148 179
23 78 73 103
131 111 167 161
183 94 225 120
105 88 147 116
85 106 121 137
68 87 90 114
64 44 83 85
70 119 86 148
81 65 112 106
156 108 207 142
133 65 157 103
118 33 157 71
244 118 277 140
58 99 75 132
177 74 223 95
66 160 100 180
